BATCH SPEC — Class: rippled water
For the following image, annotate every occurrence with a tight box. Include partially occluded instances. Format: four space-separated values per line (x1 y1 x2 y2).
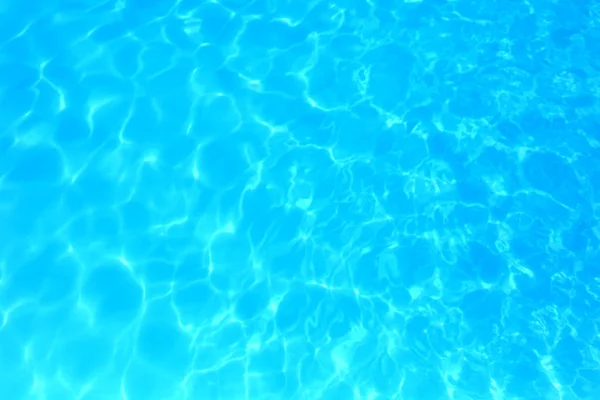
1 0 600 399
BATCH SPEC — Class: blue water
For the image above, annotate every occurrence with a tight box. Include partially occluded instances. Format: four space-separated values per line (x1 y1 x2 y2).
1 0 600 399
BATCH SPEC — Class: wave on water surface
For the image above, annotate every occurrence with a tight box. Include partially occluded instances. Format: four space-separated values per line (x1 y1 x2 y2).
1 0 600 399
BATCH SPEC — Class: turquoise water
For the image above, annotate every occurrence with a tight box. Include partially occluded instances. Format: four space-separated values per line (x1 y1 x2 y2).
1 0 600 399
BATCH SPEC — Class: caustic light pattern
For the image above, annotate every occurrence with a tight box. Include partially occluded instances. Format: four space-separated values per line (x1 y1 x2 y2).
1 0 600 399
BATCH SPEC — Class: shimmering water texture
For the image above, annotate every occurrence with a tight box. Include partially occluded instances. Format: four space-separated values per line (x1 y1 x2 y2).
1 0 600 399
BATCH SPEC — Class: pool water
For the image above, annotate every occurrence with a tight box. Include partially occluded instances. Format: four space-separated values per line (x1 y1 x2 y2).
1 0 600 399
